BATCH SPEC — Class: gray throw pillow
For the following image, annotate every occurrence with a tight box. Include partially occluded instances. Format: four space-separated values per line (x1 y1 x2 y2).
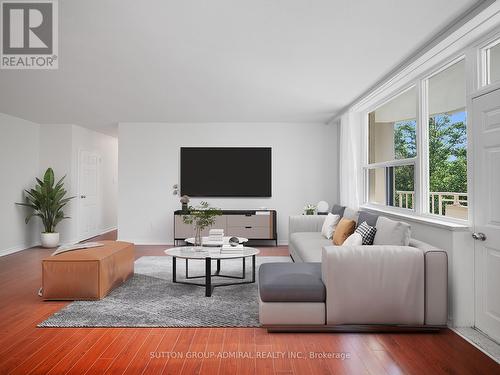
357 211 379 227
343 207 359 222
331 204 346 217
373 216 411 246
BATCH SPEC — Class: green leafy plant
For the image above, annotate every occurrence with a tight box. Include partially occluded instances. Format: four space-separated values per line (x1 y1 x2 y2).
182 201 222 230
182 201 222 245
16 168 75 233
304 203 316 215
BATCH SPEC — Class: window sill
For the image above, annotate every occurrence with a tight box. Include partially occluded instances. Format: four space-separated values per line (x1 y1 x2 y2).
360 204 471 232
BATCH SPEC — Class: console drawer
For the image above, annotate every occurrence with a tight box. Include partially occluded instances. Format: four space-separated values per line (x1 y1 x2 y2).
227 225 272 239
227 214 270 227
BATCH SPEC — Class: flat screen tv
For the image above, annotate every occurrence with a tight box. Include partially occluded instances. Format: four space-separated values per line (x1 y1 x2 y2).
180 147 271 197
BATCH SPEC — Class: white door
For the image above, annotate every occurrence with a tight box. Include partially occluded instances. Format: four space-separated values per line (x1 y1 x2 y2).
473 87 500 343
79 150 100 240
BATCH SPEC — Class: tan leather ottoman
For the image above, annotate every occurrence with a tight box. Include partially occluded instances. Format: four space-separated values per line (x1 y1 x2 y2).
42 240 135 300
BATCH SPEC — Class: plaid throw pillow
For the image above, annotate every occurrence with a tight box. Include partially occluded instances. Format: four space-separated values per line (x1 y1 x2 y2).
355 221 377 245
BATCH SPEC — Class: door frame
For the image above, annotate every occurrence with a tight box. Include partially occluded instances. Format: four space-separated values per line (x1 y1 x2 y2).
77 148 102 241
470 86 500 343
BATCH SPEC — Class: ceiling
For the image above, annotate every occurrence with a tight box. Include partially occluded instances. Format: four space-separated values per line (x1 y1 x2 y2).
0 0 481 136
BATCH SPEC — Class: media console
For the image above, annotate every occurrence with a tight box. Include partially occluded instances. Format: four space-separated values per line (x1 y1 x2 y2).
174 209 277 246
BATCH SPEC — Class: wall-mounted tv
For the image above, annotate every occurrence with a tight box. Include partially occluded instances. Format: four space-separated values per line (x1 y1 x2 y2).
180 147 271 197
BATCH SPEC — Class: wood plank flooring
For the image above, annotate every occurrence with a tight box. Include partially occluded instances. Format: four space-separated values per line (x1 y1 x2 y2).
0 231 498 374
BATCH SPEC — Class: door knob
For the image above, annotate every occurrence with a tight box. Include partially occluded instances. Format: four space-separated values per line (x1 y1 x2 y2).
472 232 486 241
80 195 86 199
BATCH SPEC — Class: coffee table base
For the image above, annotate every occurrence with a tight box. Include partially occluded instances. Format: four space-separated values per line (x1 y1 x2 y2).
172 255 256 297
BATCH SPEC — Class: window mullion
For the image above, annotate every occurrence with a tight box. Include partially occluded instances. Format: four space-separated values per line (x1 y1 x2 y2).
417 79 429 215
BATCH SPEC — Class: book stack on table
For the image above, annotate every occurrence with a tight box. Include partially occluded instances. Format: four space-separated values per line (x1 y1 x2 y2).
203 229 224 246
221 244 244 253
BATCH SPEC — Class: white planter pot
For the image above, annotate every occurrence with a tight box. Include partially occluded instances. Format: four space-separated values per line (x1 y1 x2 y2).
41 232 60 248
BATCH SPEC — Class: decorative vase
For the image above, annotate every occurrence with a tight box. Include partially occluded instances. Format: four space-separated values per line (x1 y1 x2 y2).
194 226 203 249
41 232 60 248
182 202 188 212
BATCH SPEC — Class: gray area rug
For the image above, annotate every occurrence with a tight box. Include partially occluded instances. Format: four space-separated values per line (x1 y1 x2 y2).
38 255 290 328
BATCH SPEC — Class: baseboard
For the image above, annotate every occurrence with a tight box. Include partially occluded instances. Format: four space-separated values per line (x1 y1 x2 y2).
264 324 445 333
79 226 117 242
118 240 174 246
451 327 500 364
117 238 288 246
0 241 41 257
0 227 118 257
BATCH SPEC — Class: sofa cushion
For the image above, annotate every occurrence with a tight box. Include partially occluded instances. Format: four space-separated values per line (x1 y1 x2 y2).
343 207 359 222
373 216 411 246
332 218 356 245
259 263 326 302
357 211 379 227
343 232 363 246
290 232 332 262
355 221 377 245
320 213 340 239
331 204 346 217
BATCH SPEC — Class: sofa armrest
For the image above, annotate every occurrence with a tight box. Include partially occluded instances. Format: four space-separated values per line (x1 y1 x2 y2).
409 238 441 253
409 238 448 325
321 245 425 325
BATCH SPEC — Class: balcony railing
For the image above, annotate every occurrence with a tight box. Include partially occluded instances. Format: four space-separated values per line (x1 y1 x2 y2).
395 191 468 218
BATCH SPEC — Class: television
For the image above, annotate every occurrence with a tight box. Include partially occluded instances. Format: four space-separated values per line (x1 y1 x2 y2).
180 147 272 197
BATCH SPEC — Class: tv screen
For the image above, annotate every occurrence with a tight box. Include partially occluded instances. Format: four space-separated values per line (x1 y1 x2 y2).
180 147 271 197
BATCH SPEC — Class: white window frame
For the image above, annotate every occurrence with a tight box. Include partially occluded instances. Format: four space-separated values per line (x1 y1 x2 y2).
362 55 470 224
479 34 500 87
363 85 418 214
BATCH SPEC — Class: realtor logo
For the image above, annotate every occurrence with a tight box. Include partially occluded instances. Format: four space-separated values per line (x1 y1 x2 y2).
1 0 58 69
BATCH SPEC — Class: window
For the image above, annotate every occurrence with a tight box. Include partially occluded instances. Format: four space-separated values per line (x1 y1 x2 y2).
364 59 468 221
367 87 416 210
427 60 467 219
484 39 500 85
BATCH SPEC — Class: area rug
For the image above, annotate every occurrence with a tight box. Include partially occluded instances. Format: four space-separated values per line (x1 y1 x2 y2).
38 255 290 328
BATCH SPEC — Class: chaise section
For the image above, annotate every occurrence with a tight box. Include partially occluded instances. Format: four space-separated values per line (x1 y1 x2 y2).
259 263 326 325
321 245 425 325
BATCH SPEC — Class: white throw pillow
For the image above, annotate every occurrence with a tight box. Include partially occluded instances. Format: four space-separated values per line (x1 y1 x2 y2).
373 216 411 246
342 232 363 246
321 213 340 239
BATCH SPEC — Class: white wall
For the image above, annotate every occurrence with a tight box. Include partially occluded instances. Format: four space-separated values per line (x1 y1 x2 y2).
0 113 41 255
118 122 339 245
39 124 74 243
39 124 119 243
0 114 118 255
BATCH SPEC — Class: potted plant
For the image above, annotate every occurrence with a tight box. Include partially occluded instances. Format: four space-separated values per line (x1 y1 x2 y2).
182 201 222 249
180 195 190 212
304 203 316 215
16 168 75 248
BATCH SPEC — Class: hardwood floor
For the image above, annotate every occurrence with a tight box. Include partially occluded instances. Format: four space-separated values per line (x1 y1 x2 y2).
0 231 498 374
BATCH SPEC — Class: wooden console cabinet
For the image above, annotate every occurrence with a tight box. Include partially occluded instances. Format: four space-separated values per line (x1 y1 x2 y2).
174 209 277 246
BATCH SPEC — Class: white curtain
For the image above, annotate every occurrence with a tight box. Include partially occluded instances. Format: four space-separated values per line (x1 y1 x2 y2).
339 111 363 209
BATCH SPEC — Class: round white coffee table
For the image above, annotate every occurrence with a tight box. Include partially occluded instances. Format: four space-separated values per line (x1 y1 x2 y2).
164 246 260 297
184 236 248 247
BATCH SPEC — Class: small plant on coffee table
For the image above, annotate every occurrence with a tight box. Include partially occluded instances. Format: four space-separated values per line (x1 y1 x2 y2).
182 201 222 247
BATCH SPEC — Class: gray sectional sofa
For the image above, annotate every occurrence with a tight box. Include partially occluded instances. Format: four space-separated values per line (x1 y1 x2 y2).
258 205 448 331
